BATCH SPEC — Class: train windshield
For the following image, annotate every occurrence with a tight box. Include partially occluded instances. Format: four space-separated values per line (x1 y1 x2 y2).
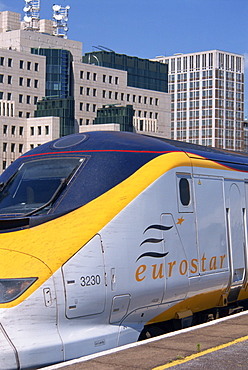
0 157 84 215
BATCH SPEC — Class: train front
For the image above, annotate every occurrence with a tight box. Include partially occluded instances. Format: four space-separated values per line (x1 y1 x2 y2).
0 140 90 368
0 131 175 369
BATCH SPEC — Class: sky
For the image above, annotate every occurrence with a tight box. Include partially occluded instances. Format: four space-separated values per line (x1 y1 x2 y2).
0 0 248 114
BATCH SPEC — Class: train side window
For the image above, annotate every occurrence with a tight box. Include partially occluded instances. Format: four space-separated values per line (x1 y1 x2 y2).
179 178 190 206
177 174 193 213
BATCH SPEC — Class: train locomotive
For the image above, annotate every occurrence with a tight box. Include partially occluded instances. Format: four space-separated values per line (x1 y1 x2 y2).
0 131 248 369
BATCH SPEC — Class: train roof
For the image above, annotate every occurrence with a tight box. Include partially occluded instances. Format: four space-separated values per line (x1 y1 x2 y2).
153 135 248 167
21 131 248 169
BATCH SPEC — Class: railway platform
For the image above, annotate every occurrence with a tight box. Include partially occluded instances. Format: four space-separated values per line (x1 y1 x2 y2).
43 310 248 370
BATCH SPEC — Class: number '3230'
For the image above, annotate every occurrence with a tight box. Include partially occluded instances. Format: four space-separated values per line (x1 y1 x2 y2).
80 275 101 287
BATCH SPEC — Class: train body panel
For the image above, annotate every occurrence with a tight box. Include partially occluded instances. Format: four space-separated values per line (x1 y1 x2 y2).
0 131 248 368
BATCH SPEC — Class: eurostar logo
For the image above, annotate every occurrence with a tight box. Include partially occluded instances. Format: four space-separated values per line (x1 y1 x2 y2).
136 224 171 262
176 217 185 225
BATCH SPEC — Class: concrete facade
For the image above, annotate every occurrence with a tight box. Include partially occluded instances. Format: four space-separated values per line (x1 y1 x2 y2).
73 62 170 137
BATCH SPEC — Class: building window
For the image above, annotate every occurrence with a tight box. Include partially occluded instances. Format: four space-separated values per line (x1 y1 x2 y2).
2 161 6 170
80 71 84 79
86 119 90 125
196 55 200 69
80 102 83 110
26 95 31 104
8 58 12 67
34 79 38 88
144 96 147 104
86 87 90 96
209 53 213 68
79 118 83 125
127 94 130 102
45 126 49 135
19 144 23 153
7 93 11 100
26 112 30 118
11 126 15 135
102 90 106 98
27 61 31 70
80 86 83 94
115 76 119 85
30 127 34 135
19 60 24 69
19 94 23 103
19 126 24 135
86 103 90 111
115 92 118 100
93 104 96 112
121 93 124 101
103 74 106 83
183 56 187 71
109 91 112 99
93 73 97 81
3 142 7 152
8 75 12 84
109 75 112 84
30 144 34 149
27 78 31 87
177 57 181 72
34 62 39 72
38 126 41 135
11 143 15 153
19 111 23 117
34 96 38 104
0 57 4 66
19 77 23 86
150 97 153 105
171 58 175 73
87 71 90 80
93 88 96 97
3 125 7 134
133 95 136 103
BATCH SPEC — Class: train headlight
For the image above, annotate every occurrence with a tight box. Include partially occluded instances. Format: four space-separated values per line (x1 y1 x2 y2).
0 278 37 303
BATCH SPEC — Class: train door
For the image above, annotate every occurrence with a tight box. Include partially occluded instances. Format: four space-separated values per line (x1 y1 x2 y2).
161 213 189 303
193 175 229 289
62 234 106 318
225 180 246 302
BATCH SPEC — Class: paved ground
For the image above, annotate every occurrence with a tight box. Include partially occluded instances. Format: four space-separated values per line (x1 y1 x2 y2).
42 311 248 370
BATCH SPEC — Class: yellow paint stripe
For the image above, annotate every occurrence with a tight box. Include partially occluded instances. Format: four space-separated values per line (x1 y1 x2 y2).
151 335 248 369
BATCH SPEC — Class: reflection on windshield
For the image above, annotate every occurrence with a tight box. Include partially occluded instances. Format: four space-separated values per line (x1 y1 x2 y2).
0 157 84 215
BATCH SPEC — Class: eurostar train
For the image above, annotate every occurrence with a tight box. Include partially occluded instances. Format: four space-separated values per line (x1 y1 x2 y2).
1 131 248 369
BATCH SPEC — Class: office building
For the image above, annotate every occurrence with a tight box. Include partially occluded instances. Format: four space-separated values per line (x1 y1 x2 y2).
153 50 244 150
0 10 171 172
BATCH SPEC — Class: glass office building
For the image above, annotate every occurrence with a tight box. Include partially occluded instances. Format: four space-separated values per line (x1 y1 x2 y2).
93 105 134 132
82 51 168 93
32 48 74 136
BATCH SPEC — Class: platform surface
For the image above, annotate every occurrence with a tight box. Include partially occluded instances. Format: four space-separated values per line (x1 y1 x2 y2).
43 310 248 370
